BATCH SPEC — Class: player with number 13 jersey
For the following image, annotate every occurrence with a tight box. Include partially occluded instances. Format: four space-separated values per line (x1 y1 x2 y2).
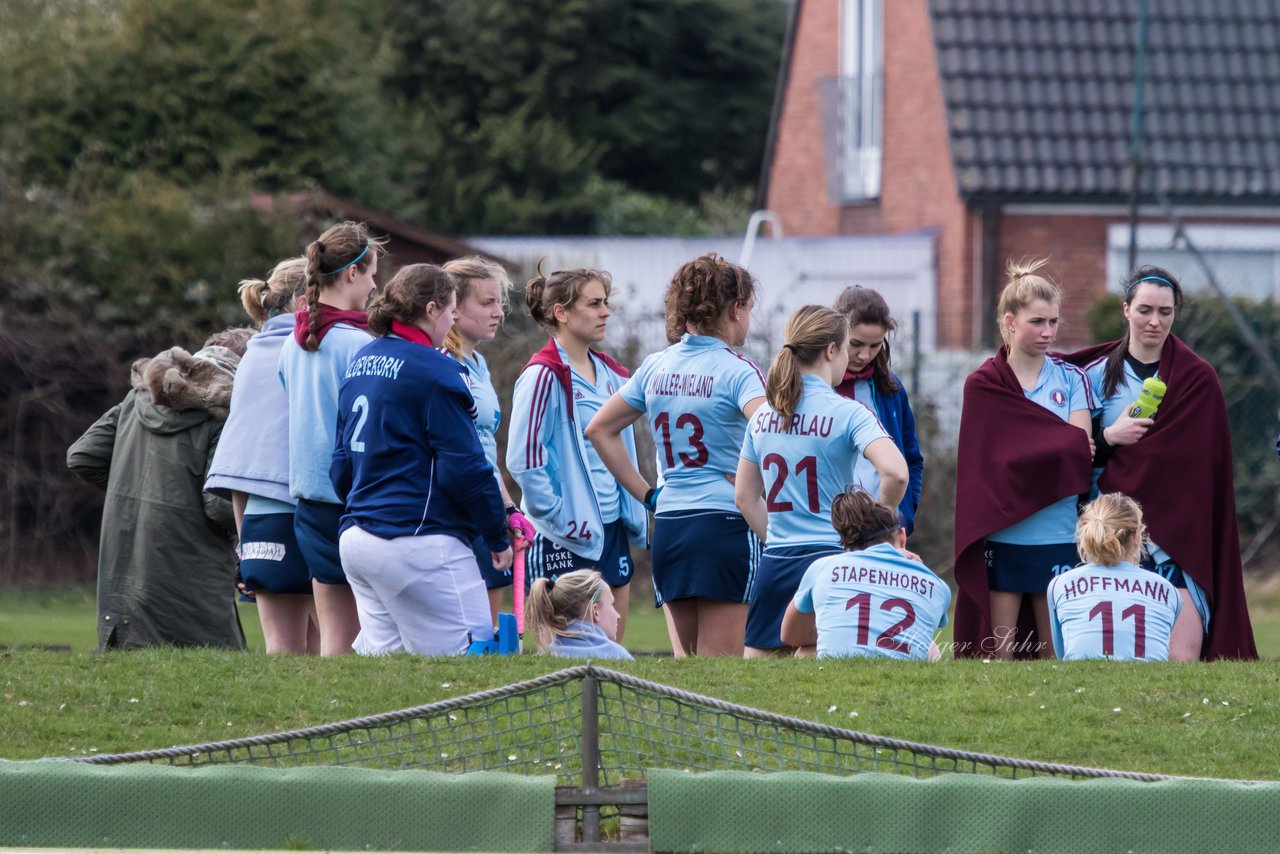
589 254 766 657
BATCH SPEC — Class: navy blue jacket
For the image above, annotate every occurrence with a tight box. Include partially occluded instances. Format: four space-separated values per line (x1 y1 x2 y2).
331 335 508 551
834 371 924 535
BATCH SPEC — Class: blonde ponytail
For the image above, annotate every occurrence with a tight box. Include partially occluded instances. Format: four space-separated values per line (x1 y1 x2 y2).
524 570 605 651
765 305 847 427
1076 493 1146 567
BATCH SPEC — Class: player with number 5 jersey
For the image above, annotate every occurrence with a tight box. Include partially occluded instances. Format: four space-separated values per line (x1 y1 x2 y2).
736 305 908 657
1048 493 1179 661
506 264 648 641
587 253 766 657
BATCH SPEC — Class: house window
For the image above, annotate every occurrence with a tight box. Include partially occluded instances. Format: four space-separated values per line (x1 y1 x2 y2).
1106 223 1280 300
826 0 883 202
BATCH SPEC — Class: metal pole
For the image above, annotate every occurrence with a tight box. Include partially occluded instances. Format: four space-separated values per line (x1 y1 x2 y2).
1126 0 1151 271
910 309 921 397
739 210 784 270
580 673 601 844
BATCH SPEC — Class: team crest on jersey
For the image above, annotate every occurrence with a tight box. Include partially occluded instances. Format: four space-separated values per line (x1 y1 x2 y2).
1050 390 1066 406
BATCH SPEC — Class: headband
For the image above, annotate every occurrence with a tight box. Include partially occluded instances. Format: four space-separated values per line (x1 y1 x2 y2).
322 242 370 277
1125 274 1176 296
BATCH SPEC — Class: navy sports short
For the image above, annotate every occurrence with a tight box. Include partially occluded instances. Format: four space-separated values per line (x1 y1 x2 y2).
651 509 760 607
985 540 1080 593
745 544 841 650
1141 555 1189 589
293 499 348 586
238 512 312 595
470 535 514 590
527 519 633 588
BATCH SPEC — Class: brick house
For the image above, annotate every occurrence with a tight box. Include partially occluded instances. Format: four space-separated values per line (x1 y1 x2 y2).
760 0 1280 348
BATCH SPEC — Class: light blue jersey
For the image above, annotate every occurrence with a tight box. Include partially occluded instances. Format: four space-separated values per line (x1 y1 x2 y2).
451 349 503 479
561 342 622 524
619 334 765 513
794 543 951 660
1084 357 1171 563
847 379 883 499
988 356 1093 545
278 323 372 503
740 374 891 549
1047 562 1180 661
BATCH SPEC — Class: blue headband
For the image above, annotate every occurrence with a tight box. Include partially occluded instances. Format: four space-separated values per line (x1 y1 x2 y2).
322 242 370 277
1126 274 1176 296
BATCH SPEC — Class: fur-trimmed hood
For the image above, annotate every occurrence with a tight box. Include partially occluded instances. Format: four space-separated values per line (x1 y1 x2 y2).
129 345 241 432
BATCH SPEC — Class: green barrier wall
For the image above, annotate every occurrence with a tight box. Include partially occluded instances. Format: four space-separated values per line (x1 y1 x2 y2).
0 762 554 852
649 769 1280 854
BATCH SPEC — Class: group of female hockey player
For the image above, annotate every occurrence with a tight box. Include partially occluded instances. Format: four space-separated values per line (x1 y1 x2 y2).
190 220 1255 662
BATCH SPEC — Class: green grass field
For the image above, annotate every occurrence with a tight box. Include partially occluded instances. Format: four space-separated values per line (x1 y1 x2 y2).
4 584 1280 781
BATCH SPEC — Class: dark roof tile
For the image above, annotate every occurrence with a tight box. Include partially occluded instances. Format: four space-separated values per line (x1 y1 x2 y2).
930 0 1280 199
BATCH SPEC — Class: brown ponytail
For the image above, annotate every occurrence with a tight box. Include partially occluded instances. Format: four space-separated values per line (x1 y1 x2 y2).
301 222 386 351
765 305 848 427
524 258 611 330
831 487 901 551
366 264 457 337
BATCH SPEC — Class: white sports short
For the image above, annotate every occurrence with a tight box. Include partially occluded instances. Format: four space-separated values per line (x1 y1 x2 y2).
339 526 494 656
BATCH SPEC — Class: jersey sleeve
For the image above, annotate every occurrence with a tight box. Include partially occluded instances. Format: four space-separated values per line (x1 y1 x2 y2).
329 386 353 502
727 355 767 412
1046 576 1066 657
792 559 820 613
847 401 892 458
618 353 655 412
738 422 760 464
505 365 567 527
1067 365 1093 413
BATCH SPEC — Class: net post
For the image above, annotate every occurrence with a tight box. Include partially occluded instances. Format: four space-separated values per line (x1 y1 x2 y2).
580 671 601 844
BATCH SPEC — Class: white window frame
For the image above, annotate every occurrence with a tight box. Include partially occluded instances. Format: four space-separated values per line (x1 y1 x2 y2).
838 0 883 201
1106 223 1280 300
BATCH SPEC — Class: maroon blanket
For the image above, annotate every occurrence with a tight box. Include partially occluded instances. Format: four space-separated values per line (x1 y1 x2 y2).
1063 336 1257 660
953 348 1093 658
524 338 630 423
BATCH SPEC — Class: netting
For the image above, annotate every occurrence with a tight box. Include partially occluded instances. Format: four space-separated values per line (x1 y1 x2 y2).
74 665 1191 784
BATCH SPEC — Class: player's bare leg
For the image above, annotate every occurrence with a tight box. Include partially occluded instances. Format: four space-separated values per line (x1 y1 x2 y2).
611 583 630 643
694 600 748 657
313 580 359 656
744 644 794 658
664 599 698 657
257 593 317 655
988 590 1023 660
487 586 508 628
1168 589 1203 661
1031 594 1056 659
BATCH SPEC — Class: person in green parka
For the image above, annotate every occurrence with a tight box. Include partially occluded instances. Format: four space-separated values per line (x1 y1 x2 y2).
67 329 253 649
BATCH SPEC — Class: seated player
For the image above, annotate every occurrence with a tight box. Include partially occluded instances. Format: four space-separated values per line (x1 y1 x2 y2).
781 488 950 660
1048 493 1180 661
525 570 633 660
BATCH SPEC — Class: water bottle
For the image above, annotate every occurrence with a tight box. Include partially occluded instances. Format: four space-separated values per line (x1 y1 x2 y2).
1127 376 1167 419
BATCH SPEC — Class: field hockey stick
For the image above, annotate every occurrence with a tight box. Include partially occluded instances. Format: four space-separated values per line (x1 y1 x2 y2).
512 529 528 645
